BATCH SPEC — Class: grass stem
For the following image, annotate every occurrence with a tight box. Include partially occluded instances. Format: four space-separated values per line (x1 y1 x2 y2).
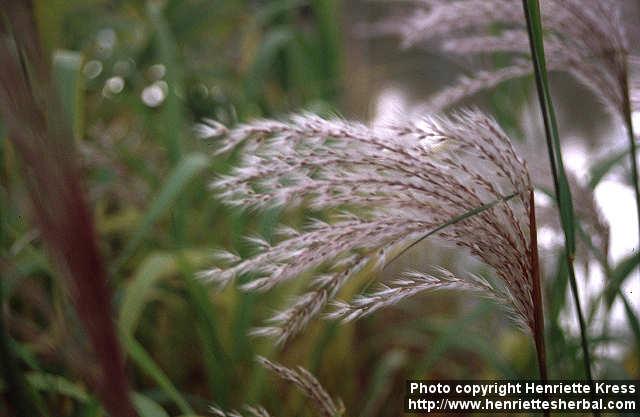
521 0 596 402
528 189 547 382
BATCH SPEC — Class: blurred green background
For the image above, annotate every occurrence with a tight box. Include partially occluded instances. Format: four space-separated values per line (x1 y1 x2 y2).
1 1 639 416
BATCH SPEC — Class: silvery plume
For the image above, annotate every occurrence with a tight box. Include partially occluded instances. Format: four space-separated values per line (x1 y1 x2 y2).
374 0 633 119
198 110 545 367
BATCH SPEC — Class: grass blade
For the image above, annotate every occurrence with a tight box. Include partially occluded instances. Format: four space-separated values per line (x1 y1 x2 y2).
132 392 170 417
52 50 83 140
588 145 635 189
119 254 174 334
0 286 44 417
147 1 183 164
522 0 596 398
122 333 194 415
177 254 233 406
114 153 208 270
118 250 230 409
26 372 90 403
620 293 640 358
604 251 640 307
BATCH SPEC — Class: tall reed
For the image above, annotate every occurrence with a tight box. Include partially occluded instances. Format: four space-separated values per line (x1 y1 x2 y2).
521 0 595 394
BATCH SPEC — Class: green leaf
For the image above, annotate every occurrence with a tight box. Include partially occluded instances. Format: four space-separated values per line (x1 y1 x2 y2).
411 303 514 378
256 0 305 24
548 251 569 324
359 350 407 417
26 372 90 403
114 153 209 269
52 50 84 140
118 251 211 415
620 293 640 357
588 146 631 189
523 0 592 385
147 1 183 164
132 392 170 417
122 333 194 415
178 254 233 406
0 279 48 417
245 27 294 101
605 251 640 306
119 253 176 335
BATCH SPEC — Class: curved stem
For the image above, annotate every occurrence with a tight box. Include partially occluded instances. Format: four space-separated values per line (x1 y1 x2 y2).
529 190 548 382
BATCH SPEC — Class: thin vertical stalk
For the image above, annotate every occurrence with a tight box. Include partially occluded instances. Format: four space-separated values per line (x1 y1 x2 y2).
0 2 137 416
529 189 547 382
521 0 596 393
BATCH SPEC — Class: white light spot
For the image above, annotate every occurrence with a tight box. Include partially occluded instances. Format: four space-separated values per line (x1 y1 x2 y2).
594 180 640 331
372 87 409 127
534 190 553 207
141 83 166 107
104 76 124 95
563 141 588 179
595 180 638 262
632 111 640 133
537 225 562 249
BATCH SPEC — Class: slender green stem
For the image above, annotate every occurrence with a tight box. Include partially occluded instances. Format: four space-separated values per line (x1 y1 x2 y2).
521 0 597 395
565 262 593 378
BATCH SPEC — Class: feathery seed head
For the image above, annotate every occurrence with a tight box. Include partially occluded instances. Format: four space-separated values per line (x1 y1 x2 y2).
210 405 273 417
202 110 538 345
257 356 342 417
375 0 631 117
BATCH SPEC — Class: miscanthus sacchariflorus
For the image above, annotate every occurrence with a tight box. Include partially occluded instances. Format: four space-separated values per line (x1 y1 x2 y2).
198 109 548 377
373 0 633 119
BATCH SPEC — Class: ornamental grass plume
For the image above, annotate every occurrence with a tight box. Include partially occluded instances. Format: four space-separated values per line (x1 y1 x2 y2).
210 404 273 417
376 0 639 324
374 0 632 118
257 356 344 417
209 357 343 417
200 109 548 378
